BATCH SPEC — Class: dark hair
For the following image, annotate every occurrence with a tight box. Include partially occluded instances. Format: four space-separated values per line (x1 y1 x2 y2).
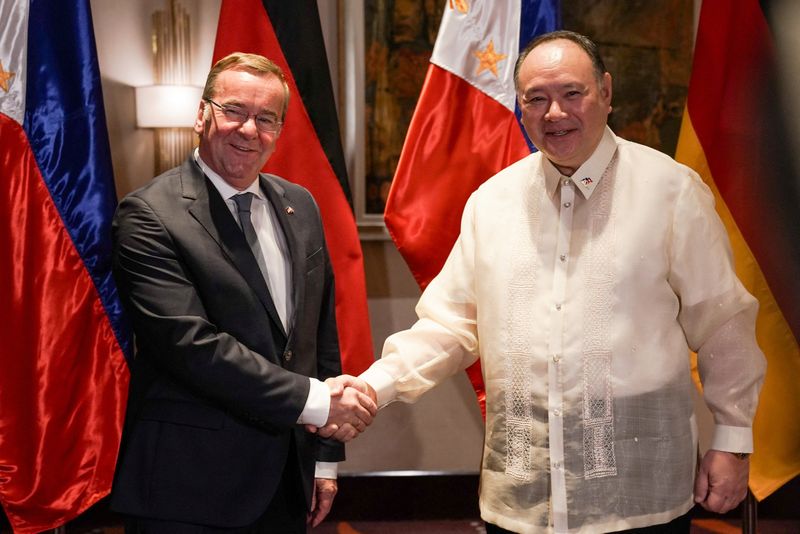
514 30 607 90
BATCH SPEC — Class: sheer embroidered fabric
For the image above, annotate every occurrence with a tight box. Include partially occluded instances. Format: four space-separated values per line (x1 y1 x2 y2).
365 128 765 533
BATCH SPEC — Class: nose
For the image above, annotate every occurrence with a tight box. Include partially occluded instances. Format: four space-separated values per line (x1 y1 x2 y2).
544 100 566 121
236 115 259 137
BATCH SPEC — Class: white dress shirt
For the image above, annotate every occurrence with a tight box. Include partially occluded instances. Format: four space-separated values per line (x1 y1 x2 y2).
361 128 765 532
195 150 336 479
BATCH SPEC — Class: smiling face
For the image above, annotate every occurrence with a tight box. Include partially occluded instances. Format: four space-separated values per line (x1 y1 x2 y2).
194 68 285 190
516 39 612 176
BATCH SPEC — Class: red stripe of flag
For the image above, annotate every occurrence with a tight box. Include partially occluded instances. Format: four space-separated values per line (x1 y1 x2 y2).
385 65 531 289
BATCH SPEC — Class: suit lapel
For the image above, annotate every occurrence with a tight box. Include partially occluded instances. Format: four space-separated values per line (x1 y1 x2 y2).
260 174 304 340
183 159 287 339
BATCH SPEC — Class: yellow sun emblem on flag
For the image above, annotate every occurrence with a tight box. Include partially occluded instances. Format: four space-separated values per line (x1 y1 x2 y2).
472 40 507 77
0 60 16 92
448 0 469 13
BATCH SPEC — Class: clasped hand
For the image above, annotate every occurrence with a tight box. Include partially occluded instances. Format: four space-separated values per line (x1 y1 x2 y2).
306 375 377 442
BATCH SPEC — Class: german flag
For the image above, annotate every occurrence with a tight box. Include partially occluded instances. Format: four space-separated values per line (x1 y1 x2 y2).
212 0 374 374
675 0 800 499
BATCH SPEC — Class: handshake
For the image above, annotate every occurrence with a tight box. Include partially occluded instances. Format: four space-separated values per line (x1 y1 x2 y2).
307 375 378 442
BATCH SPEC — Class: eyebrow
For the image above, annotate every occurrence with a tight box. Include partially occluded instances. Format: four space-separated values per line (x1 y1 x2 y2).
522 81 587 94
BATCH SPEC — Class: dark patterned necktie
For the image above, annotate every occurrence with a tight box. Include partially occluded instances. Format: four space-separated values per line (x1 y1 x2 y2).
232 193 270 285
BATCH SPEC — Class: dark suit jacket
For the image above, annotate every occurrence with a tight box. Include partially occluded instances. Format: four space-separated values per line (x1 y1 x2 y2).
110 157 343 527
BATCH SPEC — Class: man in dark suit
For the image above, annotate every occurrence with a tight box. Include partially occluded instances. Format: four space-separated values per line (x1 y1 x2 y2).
110 52 376 533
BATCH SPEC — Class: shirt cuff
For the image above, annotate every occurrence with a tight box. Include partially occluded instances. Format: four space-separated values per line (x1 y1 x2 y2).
315 461 338 479
296 378 330 427
359 367 397 407
710 424 754 454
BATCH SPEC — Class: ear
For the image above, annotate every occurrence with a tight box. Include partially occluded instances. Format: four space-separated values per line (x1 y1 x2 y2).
516 91 525 109
601 72 613 110
193 101 206 135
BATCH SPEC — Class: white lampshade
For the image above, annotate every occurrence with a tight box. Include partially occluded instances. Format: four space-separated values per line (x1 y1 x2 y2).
135 85 204 128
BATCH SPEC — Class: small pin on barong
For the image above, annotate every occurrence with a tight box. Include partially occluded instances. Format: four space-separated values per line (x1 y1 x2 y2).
285 206 294 215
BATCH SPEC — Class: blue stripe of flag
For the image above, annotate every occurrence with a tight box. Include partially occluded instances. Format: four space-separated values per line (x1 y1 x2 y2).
23 0 132 360
515 0 561 151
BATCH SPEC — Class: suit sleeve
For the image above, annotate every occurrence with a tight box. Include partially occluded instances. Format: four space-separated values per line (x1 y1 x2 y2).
113 194 310 429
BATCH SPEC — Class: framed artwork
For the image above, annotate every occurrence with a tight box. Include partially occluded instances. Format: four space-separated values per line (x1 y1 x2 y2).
341 0 441 229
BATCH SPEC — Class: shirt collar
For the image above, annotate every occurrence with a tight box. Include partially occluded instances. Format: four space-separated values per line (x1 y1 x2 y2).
543 126 618 200
194 148 262 200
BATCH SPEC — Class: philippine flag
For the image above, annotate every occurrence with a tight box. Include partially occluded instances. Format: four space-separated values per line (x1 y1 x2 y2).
384 0 560 292
0 1 131 532
383 0 559 412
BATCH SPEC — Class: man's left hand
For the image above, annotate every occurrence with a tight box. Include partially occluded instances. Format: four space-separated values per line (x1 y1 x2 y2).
308 477 337 527
694 449 749 513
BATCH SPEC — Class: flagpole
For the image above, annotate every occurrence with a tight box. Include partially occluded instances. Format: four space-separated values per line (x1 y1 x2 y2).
742 489 757 534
